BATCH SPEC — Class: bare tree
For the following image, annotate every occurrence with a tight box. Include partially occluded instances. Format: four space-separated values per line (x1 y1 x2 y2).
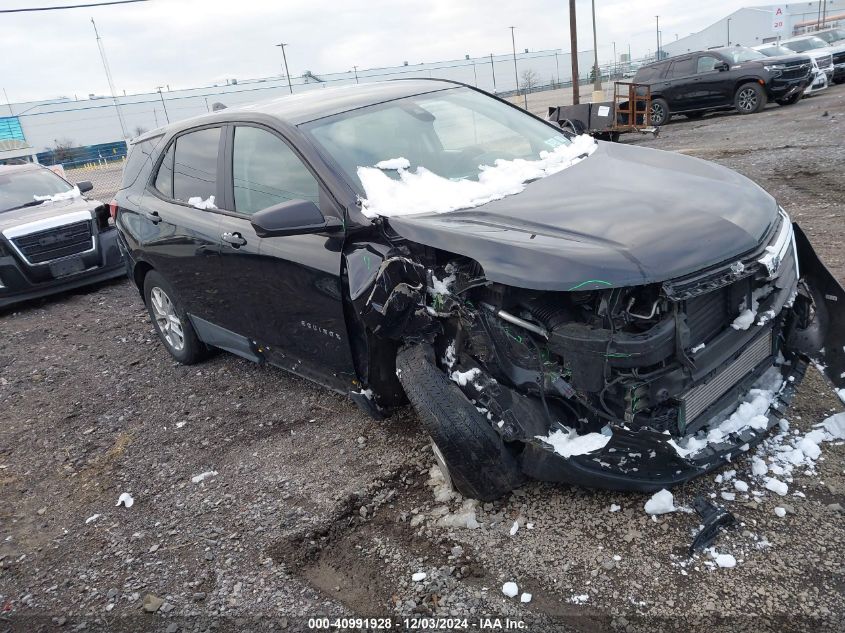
133 125 148 137
51 138 76 164
520 69 539 94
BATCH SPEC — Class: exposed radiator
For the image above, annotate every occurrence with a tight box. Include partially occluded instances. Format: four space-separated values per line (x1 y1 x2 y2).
680 330 773 427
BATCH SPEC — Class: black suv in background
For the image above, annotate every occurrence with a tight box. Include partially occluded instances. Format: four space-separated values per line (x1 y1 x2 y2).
635 46 812 125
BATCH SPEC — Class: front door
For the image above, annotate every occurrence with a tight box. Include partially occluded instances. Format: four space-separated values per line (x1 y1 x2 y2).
218 123 356 389
694 55 732 108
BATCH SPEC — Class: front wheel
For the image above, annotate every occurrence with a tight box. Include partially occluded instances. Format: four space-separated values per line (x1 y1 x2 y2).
649 98 670 126
735 83 767 114
143 270 209 365
395 345 523 501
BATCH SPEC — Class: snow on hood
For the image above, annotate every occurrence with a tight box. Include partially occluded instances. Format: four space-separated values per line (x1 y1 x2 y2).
33 185 81 204
357 134 598 218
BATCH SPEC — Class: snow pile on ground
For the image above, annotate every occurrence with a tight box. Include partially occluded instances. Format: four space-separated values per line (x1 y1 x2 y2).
644 489 675 515
501 582 519 598
427 465 456 503
837 388 845 405
535 427 611 458
85 514 101 524
188 195 216 210
437 499 480 529
34 185 81 203
191 470 218 484
115 492 134 508
411 572 427 582
570 594 589 604
357 135 598 218
706 548 737 568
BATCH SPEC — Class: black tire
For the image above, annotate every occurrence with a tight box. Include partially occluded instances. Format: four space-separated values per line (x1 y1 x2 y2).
143 270 209 365
395 345 523 501
649 98 670 126
685 111 705 119
776 93 802 106
734 83 767 114
833 77 844 85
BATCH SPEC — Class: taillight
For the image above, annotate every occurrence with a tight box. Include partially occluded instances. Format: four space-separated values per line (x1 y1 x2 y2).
109 200 118 220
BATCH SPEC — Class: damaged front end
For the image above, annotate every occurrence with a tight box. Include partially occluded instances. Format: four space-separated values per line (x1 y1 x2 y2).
348 213 845 492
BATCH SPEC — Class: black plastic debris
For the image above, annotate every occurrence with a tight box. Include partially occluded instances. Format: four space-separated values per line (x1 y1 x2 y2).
689 495 738 555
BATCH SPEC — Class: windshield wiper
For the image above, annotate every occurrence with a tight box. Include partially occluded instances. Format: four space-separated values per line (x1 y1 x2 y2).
4 200 44 212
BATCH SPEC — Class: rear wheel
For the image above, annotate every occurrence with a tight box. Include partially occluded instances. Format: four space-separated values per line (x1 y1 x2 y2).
143 270 208 365
395 345 523 501
776 93 802 106
735 83 767 114
649 98 670 126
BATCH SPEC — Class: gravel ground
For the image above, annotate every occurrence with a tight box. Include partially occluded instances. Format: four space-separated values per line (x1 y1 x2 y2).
2 86 844 633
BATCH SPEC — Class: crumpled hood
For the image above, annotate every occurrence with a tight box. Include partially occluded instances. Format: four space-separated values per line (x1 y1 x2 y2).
387 142 779 291
0 196 97 233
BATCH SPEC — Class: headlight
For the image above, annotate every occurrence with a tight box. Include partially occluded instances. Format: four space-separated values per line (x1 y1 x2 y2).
759 207 799 280
764 64 785 77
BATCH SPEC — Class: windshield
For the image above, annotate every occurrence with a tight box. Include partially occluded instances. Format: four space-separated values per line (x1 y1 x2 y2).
722 47 767 63
756 45 794 56
303 87 571 192
784 37 829 52
0 168 73 213
815 29 845 44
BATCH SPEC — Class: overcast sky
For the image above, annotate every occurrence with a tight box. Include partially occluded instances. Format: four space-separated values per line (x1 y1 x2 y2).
2 0 752 103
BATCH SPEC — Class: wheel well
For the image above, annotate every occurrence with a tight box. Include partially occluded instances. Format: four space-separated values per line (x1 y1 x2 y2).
734 79 762 95
132 261 153 295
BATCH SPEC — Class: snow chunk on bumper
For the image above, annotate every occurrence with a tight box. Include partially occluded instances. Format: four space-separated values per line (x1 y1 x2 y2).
357 135 598 218
535 427 611 458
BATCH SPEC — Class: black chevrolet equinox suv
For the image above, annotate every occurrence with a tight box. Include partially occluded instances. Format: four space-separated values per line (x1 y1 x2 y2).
635 46 812 125
113 79 844 501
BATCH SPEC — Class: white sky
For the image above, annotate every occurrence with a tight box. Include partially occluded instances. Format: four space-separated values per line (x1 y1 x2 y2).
2 0 753 103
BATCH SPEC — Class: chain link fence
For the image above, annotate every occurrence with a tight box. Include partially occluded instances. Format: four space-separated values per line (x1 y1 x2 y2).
48 157 125 203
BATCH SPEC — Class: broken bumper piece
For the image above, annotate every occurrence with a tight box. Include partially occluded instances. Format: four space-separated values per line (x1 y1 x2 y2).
521 355 808 493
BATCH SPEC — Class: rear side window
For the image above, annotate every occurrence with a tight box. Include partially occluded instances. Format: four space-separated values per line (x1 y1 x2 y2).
173 127 220 203
153 143 174 198
232 126 319 215
634 64 664 83
667 58 696 78
120 136 161 191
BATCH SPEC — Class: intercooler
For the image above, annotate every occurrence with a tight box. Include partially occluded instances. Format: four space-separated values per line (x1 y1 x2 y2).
679 330 773 427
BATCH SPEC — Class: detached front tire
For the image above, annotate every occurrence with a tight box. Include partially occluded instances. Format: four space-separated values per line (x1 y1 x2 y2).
395 345 523 501
143 270 208 365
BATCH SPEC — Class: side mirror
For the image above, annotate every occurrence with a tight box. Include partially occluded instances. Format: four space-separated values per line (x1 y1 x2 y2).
250 199 342 238
77 180 94 193
716 61 730 72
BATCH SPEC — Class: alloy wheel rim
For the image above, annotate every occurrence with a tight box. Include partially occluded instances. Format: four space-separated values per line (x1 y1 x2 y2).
651 103 664 123
738 88 757 111
150 287 185 351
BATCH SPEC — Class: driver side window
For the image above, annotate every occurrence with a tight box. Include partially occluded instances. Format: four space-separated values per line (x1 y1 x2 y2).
697 56 720 74
232 126 319 216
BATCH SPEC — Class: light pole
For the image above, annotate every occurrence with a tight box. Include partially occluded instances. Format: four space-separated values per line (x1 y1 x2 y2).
91 18 128 140
489 53 497 93
569 0 580 105
591 0 602 100
612 41 616 79
509 27 526 108
275 42 294 94
727 18 731 46
655 16 660 60
156 86 170 124
353 65 359 84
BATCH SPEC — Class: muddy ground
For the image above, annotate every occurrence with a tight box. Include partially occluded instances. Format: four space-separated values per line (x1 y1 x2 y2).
1 87 844 633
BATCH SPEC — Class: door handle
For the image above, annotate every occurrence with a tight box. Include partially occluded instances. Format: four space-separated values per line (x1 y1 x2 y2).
144 210 161 224
221 232 247 248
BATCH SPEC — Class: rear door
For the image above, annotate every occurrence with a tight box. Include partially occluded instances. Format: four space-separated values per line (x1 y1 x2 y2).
218 123 356 388
138 126 224 321
662 57 698 110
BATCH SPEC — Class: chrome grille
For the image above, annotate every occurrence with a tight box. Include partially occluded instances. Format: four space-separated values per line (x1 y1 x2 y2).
817 54 833 68
11 220 93 264
680 331 773 426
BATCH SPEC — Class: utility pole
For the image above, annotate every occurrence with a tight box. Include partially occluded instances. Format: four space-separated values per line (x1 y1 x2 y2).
509 27 526 108
91 18 128 140
569 0 580 105
156 86 170 124
275 42 294 94
591 0 602 100
612 42 617 79
489 53 497 93
655 16 660 60
727 18 731 46
352 65 359 84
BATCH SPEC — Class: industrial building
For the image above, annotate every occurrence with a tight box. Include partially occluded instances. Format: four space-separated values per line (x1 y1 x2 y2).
661 2 844 57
